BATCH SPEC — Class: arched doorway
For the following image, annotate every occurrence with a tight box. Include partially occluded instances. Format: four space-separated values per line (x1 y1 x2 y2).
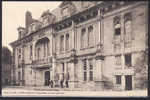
35 37 50 60
45 71 50 86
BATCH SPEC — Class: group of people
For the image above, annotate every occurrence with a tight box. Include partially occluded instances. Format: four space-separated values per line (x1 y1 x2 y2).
49 72 70 88
48 79 69 88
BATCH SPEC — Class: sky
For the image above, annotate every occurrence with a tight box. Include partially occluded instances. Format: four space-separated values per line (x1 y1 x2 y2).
2 1 62 51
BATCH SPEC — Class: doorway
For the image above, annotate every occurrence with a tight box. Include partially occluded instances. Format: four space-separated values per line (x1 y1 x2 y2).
125 75 132 90
44 71 50 86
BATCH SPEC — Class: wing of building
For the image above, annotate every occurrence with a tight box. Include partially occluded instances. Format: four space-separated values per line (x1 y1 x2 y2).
10 1 148 91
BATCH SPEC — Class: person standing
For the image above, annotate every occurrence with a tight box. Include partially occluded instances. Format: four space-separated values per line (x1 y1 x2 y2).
49 80 51 88
65 72 70 88
51 80 53 88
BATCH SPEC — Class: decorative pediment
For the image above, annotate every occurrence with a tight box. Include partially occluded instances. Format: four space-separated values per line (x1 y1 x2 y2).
59 1 77 17
41 10 56 25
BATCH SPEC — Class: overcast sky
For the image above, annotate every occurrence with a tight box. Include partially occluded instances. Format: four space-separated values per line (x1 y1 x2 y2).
2 1 62 51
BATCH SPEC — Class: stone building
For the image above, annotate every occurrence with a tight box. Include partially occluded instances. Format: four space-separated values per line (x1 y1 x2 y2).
10 1 148 90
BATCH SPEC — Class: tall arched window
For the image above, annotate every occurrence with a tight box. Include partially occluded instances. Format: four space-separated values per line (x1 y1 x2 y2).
81 28 87 48
30 45 32 59
47 41 49 56
66 34 69 51
124 12 132 47
114 16 121 36
88 25 94 47
37 48 41 60
44 43 46 57
114 16 121 52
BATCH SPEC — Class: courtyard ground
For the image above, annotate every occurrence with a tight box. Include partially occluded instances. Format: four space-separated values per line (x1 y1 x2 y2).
2 86 148 97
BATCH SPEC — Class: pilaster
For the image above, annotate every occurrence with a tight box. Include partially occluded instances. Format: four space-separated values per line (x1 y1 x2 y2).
32 41 36 61
68 50 78 89
51 57 55 81
122 75 126 90
71 21 75 50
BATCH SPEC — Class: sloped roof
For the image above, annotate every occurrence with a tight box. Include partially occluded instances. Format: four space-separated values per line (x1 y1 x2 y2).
50 1 98 23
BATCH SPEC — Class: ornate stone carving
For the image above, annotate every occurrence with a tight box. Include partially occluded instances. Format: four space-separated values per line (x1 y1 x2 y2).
95 42 104 60
69 49 78 63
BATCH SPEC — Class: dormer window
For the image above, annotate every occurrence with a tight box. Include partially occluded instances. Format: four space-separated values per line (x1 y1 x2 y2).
114 16 121 36
18 27 26 39
43 17 49 26
62 7 69 19
60 2 76 19
28 23 36 33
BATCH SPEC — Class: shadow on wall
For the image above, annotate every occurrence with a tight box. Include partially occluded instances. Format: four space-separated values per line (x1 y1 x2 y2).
102 75 114 90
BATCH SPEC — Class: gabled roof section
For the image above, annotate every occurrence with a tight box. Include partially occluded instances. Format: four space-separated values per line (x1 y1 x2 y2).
59 1 72 8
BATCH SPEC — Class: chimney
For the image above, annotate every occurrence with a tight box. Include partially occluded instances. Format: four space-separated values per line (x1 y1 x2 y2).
25 11 33 30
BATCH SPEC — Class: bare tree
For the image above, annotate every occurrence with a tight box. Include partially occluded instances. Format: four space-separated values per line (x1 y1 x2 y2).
2 46 12 86
134 51 148 89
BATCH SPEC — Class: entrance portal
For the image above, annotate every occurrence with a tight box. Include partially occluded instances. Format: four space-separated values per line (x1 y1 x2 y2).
45 71 50 86
125 75 132 90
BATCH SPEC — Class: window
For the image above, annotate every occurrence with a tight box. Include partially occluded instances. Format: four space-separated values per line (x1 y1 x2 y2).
114 16 121 52
18 72 21 81
125 54 132 67
43 17 49 25
60 35 64 51
19 49 21 53
124 12 132 47
83 59 94 81
47 42 49 56
114 16 121 36
62 7 68 19
32 24 36 31
116 75 121 84
18 55 21 64
18 65 21 68
30 45 32 59
89 59 93 81
66 34 69 51
55 38 59 53
62 63 65 80
88 26 94 47
37 48 41 60
84 72 87 81
83 60 87 81
44 43 46 57
81 28 87 48
115 55 121 65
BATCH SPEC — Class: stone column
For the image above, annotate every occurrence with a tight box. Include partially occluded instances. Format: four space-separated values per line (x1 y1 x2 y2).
95 59 102 81
122 54 125 69
51 57 55 81
68 62 75 89
122 75 125 90
50 34 53 56
95 58 103 91
97 8 101 44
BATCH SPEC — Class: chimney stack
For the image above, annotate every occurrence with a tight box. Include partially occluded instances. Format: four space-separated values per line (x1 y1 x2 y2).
25 11 33 30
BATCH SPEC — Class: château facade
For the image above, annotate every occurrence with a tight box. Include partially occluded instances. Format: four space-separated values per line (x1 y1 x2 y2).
10 1 148 91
